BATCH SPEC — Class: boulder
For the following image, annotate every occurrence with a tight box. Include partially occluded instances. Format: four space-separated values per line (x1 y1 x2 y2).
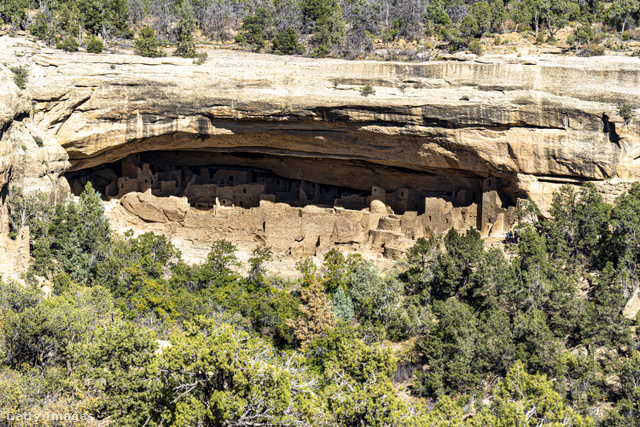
121 190 189 223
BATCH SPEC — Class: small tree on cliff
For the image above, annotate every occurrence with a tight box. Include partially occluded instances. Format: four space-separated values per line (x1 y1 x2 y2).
235 7 272 52
7 186 51 240
174 0 198 58
135 25 163 57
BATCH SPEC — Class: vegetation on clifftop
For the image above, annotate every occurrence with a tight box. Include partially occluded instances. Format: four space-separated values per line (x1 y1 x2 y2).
1 0 639 58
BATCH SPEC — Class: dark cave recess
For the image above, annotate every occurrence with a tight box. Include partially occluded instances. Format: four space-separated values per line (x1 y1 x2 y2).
65 150 488 214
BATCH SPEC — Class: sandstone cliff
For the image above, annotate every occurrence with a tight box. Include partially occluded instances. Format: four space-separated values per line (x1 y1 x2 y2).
0 41 69 235
1 35 640 269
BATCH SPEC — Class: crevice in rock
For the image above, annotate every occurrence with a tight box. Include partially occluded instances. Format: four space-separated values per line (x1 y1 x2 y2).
1 111 29 141
602 113 620 144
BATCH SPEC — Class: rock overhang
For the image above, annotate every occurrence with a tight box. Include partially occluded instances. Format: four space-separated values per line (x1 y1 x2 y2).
2 35 640 217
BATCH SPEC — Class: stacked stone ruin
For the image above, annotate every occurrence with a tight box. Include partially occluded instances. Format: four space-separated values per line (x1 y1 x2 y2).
70 153 517 257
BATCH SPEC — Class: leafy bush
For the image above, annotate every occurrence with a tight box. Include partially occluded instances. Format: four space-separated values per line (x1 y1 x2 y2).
468 39 483 55
304 0 345 57
33 136 43 147
460 15 479 38
86 36 103 53
360 84 375 97
620 101 633 122
579 43 605 56
135 25 163 57
194 52 208 64
9 65 27 89
235 7 271 52
329 286 355 321
272 27 304 55
174 1 198 58
56 35 79 52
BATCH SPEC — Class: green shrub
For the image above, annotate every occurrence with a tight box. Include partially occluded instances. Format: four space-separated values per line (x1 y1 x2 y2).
174 37 197 58
29 13 51 41
194 52 208 65
34 136 43 147
460 15 479 38
620 102 633 122
87 36 104 53
579 43 605 56
56 35 79 52
360 85 375 97
272 27 304 55
121 28 135 39
468 39 483 55
330 287 355 322
174 3 198 59
135 25 163 58
235 7 271 52
9 65 28 89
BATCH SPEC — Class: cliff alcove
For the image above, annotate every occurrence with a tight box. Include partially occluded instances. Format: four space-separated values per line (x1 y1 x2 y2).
62 146 520 265
63 148 517 223
3 36 639 267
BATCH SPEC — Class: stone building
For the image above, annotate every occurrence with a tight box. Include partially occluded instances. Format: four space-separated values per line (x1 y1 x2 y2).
72 154 518 240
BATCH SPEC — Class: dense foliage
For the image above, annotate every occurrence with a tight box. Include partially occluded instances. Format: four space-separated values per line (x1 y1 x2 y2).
2 181 640 425
1 0 638 58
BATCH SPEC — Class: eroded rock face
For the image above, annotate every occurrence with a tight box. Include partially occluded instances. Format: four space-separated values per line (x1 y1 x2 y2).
1 36 640 272
0 59 70 235
1 35 638 216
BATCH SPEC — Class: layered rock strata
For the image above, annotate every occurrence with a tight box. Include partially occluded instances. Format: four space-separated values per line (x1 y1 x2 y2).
1 35 640 269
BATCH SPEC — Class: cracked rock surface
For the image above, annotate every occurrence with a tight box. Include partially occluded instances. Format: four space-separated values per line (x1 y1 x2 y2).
1 35 640 216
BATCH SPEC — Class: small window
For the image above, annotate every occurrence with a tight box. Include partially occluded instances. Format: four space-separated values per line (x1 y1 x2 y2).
243 188 247 193
276 180 280 185
229 176 234 182
429 216 432 222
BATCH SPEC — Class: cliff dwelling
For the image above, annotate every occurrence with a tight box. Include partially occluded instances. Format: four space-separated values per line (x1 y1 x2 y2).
64 150 518 263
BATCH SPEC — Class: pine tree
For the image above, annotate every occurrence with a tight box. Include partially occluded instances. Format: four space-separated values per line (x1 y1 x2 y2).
235 7 271 52
287 280 337 347
135 25 163 57
174 0 197 58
